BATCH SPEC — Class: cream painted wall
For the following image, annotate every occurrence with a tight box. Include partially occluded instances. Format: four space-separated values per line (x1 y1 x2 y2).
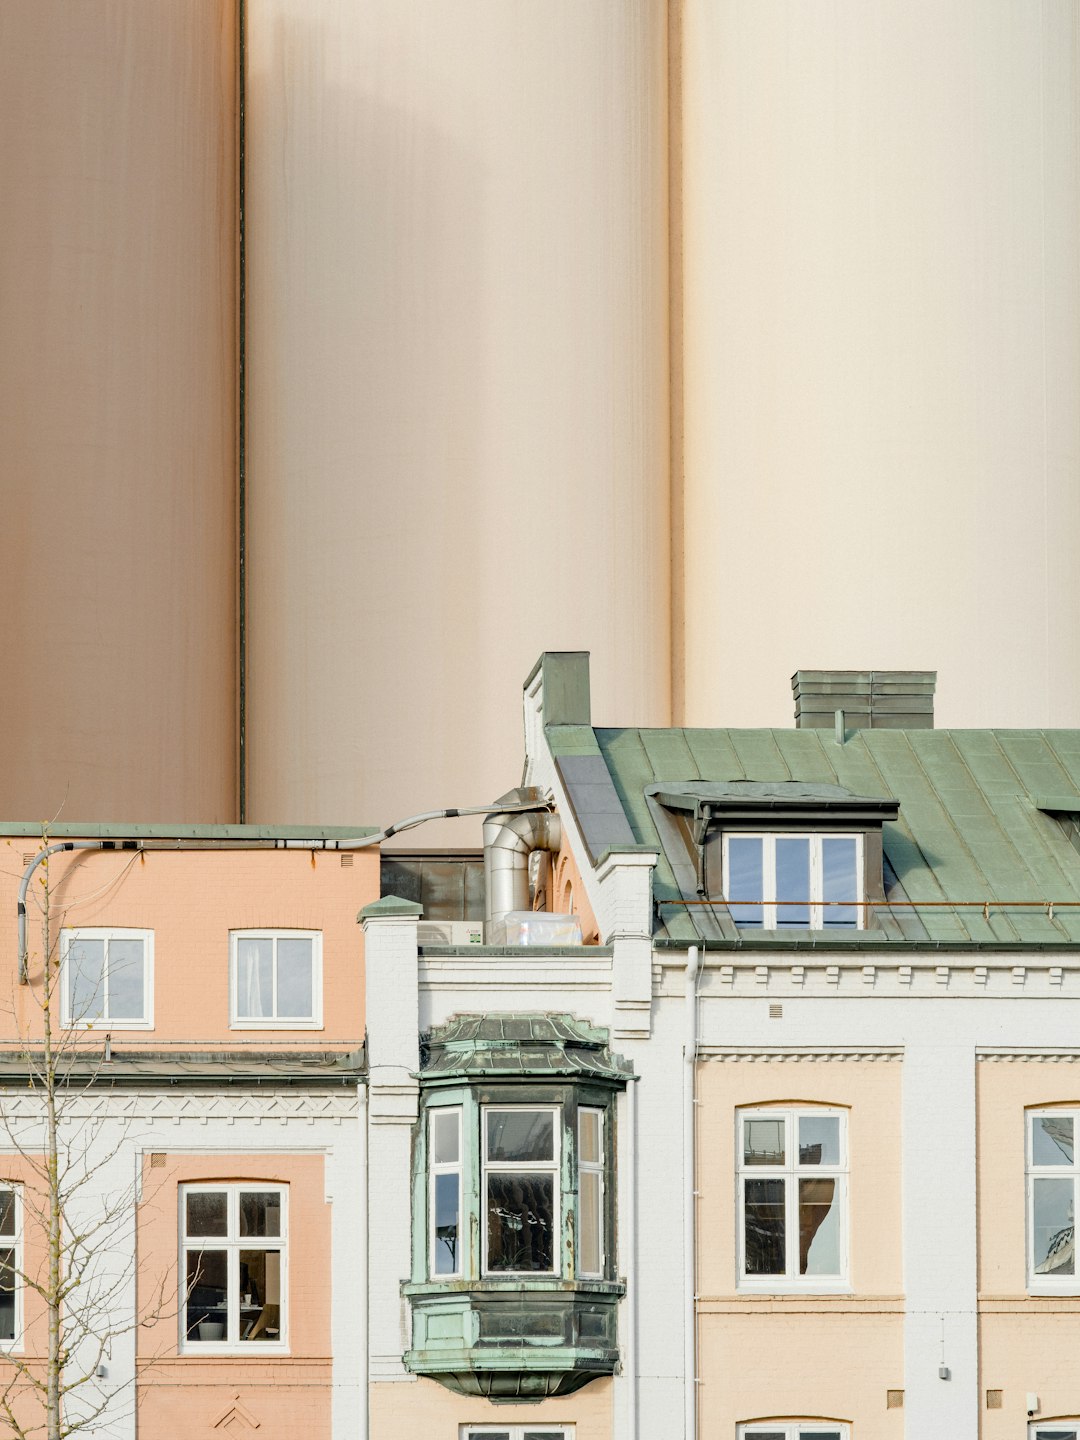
0 1 238 823
244 0 671 838
369 1375 612 1440
679 0 1080 730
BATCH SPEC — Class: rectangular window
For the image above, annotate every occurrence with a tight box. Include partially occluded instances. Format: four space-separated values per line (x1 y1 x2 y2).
723 835 862 930
577 1108 604 1278
738 1108 847 1290
182 1185 286 1349
1028 1111 1079 1290
430 1108 462 1278
60 929 152 1028
230 931 322 1028
0 1189 20 1347
483 1107 558 1275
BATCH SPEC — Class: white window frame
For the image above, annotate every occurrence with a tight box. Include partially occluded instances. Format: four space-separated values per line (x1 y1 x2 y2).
1027 1108 1080 1294
738 1425 849 1439
482 1105 561 1278
429 1106 463 1280
229 930 323 1030
179 1184 288 1354
722 833 864 930
577 1106 604 1279
1030 1425 1080 1439
0 1187 23 1352
59 928 154 1029
461 1428 575 1440
737 1107 849 1293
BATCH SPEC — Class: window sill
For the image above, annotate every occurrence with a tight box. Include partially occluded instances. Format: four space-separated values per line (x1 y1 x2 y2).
64 1019 153 1031
178 1343 289 1357
229 1020 323 1031
736 1282 852 1297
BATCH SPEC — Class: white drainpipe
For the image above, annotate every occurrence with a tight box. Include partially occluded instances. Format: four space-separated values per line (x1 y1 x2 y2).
625 1075 640 1440
684 945 701 1440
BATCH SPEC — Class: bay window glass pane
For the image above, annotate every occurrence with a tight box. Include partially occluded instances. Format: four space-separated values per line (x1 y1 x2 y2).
0 1248 14 1341
799 1177 840 1275
727 837 763 927
107 938 144 1019
579 1109 601 1165
434 1172 460 1275
775 837 810 927
1033 1115 1075 1166
525 1434 572 1440
579 1170 602 1275
744 1178 785 1274
0 1192 15 1238
275 938 313 1018
239 1192 281 1238
237 938 273 1019
186 1192 227 1237
802 1433 843 1440
743 1434 786 1440
744 1116 785 1166
486 1173 554 1271
822 837 858 928
185 1249 227 1340
1034 1432 1079 1439
1033 1178 1075 1274
487 1111 553 1164
799 1115 840 1166
239 1250 279 1340
68 938 106 1022
431 1111 460 1165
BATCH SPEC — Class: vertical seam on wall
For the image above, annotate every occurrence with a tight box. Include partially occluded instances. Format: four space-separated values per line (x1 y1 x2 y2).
237 0 247 823
667 0 686 727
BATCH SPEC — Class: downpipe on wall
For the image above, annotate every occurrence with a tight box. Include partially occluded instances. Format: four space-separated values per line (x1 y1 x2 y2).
684 945 701 1440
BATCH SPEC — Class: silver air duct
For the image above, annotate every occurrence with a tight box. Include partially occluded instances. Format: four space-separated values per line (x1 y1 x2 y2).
483 788 561 926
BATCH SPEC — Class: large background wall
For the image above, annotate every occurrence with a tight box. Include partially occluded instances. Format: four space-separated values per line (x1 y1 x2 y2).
0 0 238 823
243 0 672 836
679 0 1080 729
3 3 1079 830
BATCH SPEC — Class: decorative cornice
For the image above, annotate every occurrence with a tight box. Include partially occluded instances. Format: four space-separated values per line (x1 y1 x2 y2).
697 1047 902 1063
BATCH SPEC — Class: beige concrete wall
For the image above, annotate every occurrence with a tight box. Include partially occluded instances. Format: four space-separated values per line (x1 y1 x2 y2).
0 2 239 823
244 1 671 840
696 1059 904 1431
369 1374 611 1440
7 845 375 1048
977 1059 1080 1433
679 1 1080 730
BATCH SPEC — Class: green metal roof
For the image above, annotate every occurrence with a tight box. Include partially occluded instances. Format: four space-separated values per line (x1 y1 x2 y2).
0 823 377 840
420 1014 633 1083
548 724 1080 947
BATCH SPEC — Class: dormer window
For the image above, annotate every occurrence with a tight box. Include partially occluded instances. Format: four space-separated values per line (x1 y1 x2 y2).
723 834 862 930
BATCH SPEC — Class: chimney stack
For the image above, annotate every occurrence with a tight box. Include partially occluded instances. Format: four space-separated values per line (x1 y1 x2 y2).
792 670 936 731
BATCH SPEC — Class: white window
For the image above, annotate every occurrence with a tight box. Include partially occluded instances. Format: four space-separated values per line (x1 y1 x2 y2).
739 1426 848 1440
230 931 322 1028
1031 1426 1080 1439
738 1108 848 1290
430 1108 462 1279
723 834 862 930
1028 1110 1080 1290
60 928 152 1028
483 1107 559 1276
0 1189 21 1348
181 1185 287 1350
577 1108 604 1278
462 1429 574 1440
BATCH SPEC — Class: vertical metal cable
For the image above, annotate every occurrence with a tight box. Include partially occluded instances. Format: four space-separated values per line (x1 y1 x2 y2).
237 0 247 822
